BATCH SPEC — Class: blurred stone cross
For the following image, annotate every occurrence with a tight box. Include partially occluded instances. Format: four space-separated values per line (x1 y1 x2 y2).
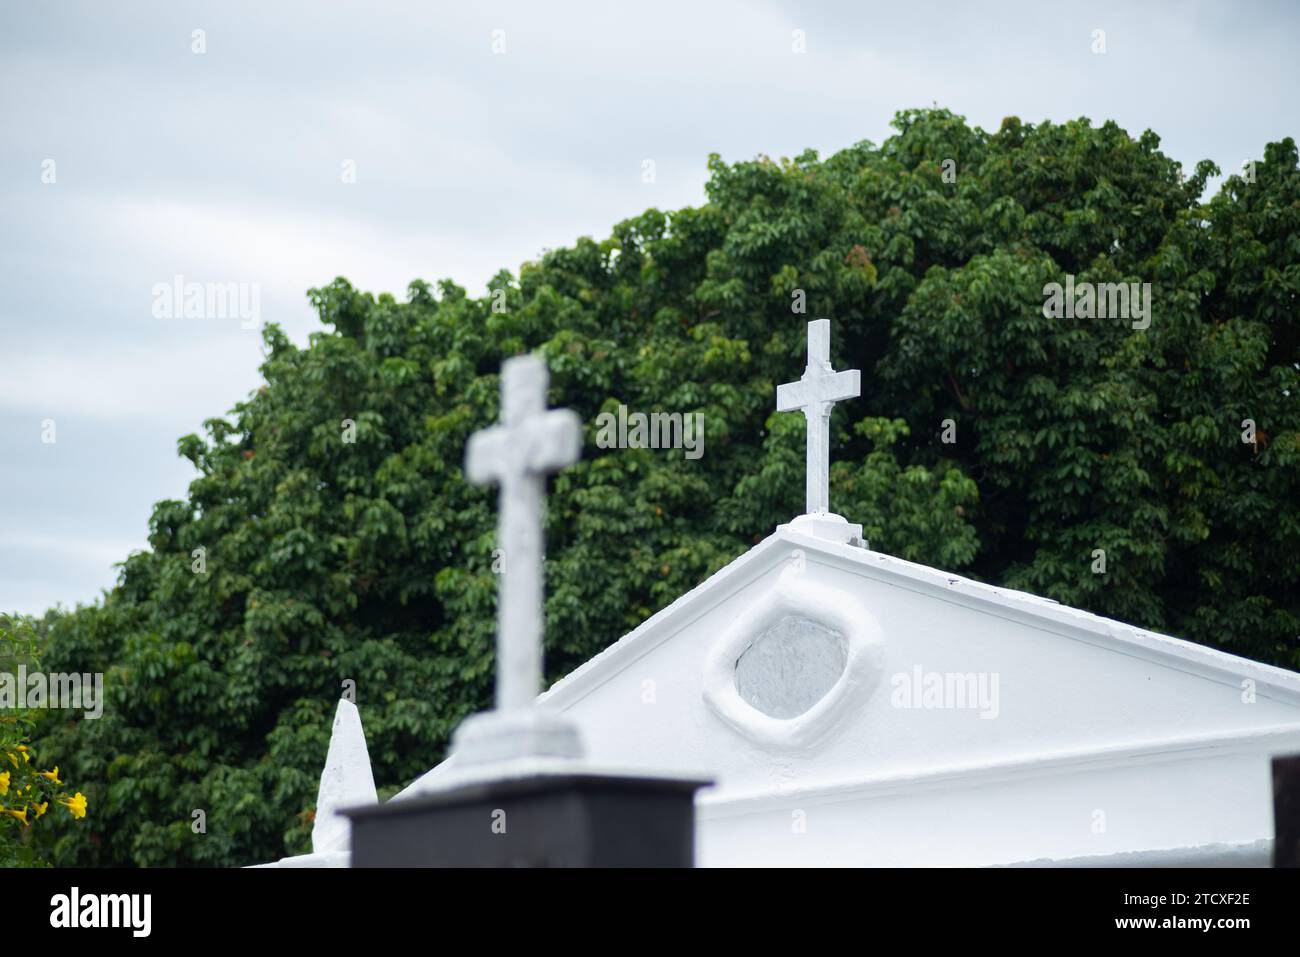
455 354 584 763
776 319 860 515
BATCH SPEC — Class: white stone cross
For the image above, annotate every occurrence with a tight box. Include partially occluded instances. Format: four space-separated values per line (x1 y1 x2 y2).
465 354 581 713
776 319 860 515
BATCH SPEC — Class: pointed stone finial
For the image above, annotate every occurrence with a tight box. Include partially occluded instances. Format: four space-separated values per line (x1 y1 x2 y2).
311 698 377 854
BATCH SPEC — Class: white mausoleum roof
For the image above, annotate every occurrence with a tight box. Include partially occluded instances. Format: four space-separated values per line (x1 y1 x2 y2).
402 520 1300 866
263 521 1300 867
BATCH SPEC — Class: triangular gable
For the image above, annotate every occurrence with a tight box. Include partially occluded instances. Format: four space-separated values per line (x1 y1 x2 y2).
409 526 1300 796
543 525 1300 716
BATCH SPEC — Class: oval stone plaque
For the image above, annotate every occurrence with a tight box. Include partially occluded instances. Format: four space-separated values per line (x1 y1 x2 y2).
734 615 848 720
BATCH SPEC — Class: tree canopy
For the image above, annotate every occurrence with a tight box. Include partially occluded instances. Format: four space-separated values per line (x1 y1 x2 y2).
32 108 1300 867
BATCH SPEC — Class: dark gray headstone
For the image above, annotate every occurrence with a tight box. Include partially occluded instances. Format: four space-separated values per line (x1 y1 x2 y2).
345 772 708 868
1272 753 1300 867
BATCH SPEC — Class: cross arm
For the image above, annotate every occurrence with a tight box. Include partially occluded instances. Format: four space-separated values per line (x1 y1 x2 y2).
776 369 861 412
465 425 510 486
527 409 582 472
464 410 582 486
776 379 811 412
820 369 860 404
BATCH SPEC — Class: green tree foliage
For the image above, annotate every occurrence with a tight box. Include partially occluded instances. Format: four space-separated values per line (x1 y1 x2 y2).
33 109 1300 866
1 615 86 866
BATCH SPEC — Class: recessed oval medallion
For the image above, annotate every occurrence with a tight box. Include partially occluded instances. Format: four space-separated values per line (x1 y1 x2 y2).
734 615 848 719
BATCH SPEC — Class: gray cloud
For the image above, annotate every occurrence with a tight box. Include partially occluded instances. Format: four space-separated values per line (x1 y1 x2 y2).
1 0 1296 613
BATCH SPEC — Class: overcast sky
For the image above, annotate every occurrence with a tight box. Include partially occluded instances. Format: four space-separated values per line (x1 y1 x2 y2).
2 0 1297 616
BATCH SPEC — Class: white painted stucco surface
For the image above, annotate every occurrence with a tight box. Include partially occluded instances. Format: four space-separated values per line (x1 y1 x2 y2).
460 523 1300 866
273 522 1300 867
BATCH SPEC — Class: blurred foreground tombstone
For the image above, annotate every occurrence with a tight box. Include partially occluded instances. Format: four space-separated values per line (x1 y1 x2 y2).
346 354 707 867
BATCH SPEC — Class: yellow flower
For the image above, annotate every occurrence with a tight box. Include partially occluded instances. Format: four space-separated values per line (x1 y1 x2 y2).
0 771 8 795
58 792 87 820
32 801 47 818
4 753 15 769
1 806 28 825
16 745 30 763
38 767 61 785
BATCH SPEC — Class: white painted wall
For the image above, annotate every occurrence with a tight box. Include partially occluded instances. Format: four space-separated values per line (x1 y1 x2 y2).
521 527 1300 866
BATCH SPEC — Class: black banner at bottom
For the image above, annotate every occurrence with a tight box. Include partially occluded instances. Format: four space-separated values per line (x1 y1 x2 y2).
13 865 1288 943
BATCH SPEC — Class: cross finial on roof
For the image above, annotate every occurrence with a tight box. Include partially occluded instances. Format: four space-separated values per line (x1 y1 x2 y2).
776 319 860 515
